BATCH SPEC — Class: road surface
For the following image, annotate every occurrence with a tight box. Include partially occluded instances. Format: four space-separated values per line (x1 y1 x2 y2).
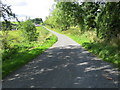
2 27 119 88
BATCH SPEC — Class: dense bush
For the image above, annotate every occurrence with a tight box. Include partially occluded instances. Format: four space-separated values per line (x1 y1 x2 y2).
20 20 38 42
2 45 19 61
96 2 120 40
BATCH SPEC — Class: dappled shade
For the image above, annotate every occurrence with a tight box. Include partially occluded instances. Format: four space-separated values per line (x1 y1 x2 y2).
2 45 119 88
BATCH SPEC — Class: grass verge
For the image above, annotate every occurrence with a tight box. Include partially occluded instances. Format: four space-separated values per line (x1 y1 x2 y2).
2 26 57 78
46 25 120 70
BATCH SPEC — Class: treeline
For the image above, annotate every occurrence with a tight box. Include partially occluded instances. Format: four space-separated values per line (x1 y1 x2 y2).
44 1 120 43
0 17 43 31
31 18 43 24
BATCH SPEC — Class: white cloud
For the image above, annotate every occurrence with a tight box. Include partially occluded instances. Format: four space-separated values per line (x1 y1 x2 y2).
2 0 55 21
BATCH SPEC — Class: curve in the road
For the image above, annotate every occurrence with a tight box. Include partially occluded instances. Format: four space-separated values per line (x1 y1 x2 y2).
2 27 119 88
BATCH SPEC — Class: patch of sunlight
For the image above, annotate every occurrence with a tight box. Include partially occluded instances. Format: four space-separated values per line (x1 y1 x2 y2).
92 57 101 60
47 55 53 57
40 68 44 72
54 66 58 68
104 69 119 75
30 78 34 80
8 78 16 81
30 86 35 88
33 66 38 69
114 81 119 84
66 56 70 58
46 68 53 71
57 52 63 55
84 65 110 72
74 83 79 85
77 62 88 66
14 74 20 77
63 56 70 59
75 77 81 80
34 68 45 75
62 63 69 67
76 77 81 79
82 51 89 54
66 46 72 49
38 60 43 62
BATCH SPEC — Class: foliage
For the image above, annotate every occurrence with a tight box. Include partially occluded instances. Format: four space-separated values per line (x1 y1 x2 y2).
0 2 18 22
31 18 43 24
45 1 120 41
45 2 84 31
45 2 120 70
82 42 120 68
0 1 57 78
47 26 120 69
2 26 57 78
81 2 99 29
0 2 19 50
96 2 120 41
1 21 12 49
20 20 38 42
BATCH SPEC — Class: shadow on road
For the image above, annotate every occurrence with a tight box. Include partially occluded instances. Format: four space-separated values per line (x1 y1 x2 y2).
2 45 119 88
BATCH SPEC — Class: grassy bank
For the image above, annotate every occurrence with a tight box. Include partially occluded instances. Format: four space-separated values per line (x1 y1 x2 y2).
2 26 57 78
46 26 120 70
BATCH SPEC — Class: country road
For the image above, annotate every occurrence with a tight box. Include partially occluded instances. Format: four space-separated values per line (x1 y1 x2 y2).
2 27 119 88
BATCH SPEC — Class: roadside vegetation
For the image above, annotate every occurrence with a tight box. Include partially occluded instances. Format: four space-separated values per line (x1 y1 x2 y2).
0 3 57 78
1 26 57 78
1 1 119 79
44 2 120 70
46 26 120 69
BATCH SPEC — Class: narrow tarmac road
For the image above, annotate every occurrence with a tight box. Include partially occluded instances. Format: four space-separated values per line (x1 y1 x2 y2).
2 27 119 88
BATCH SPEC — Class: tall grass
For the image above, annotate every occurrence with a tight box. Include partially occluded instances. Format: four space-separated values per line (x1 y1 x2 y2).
2 26 57 78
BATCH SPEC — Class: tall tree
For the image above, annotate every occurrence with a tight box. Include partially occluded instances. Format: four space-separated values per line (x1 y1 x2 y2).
81 2 99 29
44 2 84 31
0 1 19 49
96 2 120 40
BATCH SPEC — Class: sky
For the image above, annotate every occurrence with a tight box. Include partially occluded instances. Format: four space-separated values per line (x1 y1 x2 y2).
2 0 55 21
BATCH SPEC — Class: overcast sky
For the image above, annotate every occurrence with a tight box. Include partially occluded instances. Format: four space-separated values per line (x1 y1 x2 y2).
2 0 55 21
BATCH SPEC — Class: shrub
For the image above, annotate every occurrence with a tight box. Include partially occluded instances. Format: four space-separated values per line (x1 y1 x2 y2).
20 20 38 42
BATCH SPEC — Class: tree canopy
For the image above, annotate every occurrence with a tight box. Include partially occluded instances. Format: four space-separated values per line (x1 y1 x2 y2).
31 18 43 24
44 1 120 40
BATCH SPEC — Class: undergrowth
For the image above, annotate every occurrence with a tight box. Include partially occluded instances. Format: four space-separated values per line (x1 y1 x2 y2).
2 26 57 78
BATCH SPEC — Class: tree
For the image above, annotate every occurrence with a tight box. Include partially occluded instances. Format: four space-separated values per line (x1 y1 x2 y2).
20 20 37 42
81 2 99 30
96 2 120 40
0 1 19 24
0 1 19 49
44 2 84 31
31 18 43 24
45 1 120 43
